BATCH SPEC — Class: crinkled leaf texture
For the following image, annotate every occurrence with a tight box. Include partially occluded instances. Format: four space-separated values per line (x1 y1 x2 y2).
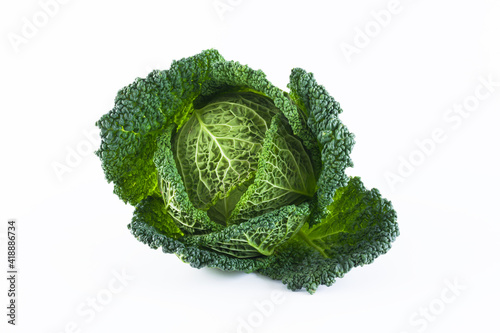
97 49 399 294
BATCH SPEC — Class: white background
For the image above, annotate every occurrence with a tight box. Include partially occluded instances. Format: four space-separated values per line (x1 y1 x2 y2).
1 0 499 332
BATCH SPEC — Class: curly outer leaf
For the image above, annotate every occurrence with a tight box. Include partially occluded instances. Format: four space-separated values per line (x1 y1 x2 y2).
259 177 399 294
96 49 225 205
128 195 272 272
288 68 355 226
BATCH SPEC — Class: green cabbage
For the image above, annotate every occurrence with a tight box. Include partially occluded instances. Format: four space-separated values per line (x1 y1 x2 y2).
95 49 399 294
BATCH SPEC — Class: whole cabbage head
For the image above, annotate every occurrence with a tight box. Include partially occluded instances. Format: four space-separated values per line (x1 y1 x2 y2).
95 49 399 294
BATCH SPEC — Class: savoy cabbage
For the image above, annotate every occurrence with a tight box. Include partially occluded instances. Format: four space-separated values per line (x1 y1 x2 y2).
95 49 399 294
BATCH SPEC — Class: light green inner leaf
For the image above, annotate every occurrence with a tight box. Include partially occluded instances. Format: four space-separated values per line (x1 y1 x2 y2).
228 114 316 224
173 92 278 224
